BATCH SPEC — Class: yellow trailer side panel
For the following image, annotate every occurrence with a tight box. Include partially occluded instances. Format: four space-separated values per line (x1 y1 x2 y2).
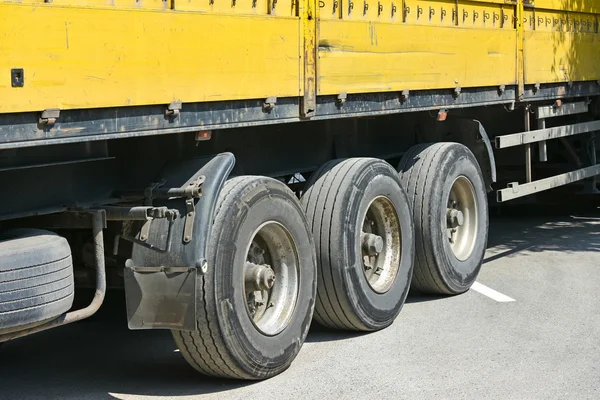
524 31 600 84
318 21 517 95
0 5 301 113
523 5 600 85
532 0 600 14
0 0 599 115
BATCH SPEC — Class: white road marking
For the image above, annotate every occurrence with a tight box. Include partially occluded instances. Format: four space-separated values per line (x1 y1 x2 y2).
471 282 515 302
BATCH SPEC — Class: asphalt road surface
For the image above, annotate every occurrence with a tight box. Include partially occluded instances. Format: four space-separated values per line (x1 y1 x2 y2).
1 206 599 400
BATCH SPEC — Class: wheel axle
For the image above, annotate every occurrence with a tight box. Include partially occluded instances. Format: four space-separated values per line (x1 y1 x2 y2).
245 261 276 292
446 209 465 228
361 232 384 256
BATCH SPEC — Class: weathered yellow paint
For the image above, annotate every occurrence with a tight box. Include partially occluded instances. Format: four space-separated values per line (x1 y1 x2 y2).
13 0 298 14
516 0 525 98
175 0 297 16
401 0 457 27
524 32 600 83
318 20 518 95
302 0 317 116
532 0 600 14
0 4 301 113
522 1 600 85
0 0 599 115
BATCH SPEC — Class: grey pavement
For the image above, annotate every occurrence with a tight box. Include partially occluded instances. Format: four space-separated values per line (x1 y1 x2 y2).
1 207 599 400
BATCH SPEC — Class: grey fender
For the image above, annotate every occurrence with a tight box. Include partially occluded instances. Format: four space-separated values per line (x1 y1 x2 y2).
130 152 236 270
125 152 235 330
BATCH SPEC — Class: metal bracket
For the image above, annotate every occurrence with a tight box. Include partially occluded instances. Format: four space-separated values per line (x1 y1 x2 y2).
400 89 410 102
180 175 206 243
183 198 195 243
336 92 347 106
109 206 179 253
165 101 182 118
140 219 152 242
114 219 175 254
123 176 204 244
263 96 277 111
497 164 600 202
39 108 60 126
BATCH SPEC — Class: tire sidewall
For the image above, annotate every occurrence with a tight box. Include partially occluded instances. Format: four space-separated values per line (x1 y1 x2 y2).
338 162 414 329
428 145 489 292
208 179 316 376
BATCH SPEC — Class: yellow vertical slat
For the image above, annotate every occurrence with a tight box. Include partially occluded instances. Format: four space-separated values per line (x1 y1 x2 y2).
516 0 525 100
302 0 317 117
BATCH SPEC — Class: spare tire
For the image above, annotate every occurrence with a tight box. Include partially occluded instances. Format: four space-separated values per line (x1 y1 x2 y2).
0 229 74 334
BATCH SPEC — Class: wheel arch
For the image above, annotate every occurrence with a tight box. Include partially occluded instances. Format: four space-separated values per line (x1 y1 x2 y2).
416 116 497 192
130 152 236 270
125 152 235 331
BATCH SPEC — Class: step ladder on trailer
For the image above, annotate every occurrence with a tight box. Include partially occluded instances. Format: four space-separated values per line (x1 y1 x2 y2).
495 100 600 202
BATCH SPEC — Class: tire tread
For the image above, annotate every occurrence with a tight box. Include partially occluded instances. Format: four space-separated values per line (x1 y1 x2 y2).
303 158 408 331
398 143 486 294
174 177 253 379
0 230 74 330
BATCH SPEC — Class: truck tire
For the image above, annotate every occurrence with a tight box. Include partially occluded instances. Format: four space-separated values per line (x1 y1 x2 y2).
173 176 317 380
302 158 414 331
397 143 488 294
0 229 74 333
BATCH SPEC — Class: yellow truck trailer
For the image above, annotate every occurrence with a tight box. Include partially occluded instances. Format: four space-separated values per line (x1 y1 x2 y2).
0 0 599 379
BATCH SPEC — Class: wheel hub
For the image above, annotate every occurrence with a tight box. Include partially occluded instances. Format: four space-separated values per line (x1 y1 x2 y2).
446 209 465 228
361 232 384 256
446 176 478 261
360 196 402 293
245 262 276 292
243 222 300 336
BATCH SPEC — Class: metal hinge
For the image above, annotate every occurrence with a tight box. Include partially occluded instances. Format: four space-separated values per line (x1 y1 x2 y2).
39 108 60 126
165 101 182 118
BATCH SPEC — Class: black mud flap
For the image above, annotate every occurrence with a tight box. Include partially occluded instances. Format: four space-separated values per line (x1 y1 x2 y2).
124 152 235 331
124 266 197 331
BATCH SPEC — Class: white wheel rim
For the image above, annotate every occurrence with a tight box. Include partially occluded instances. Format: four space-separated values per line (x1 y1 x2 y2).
243 221 300 336
360 196 402 294
446 176 478 261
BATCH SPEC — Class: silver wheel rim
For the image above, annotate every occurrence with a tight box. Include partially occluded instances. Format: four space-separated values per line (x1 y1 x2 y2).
446 176 478 261
244 221 300 336
361 196 402 294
